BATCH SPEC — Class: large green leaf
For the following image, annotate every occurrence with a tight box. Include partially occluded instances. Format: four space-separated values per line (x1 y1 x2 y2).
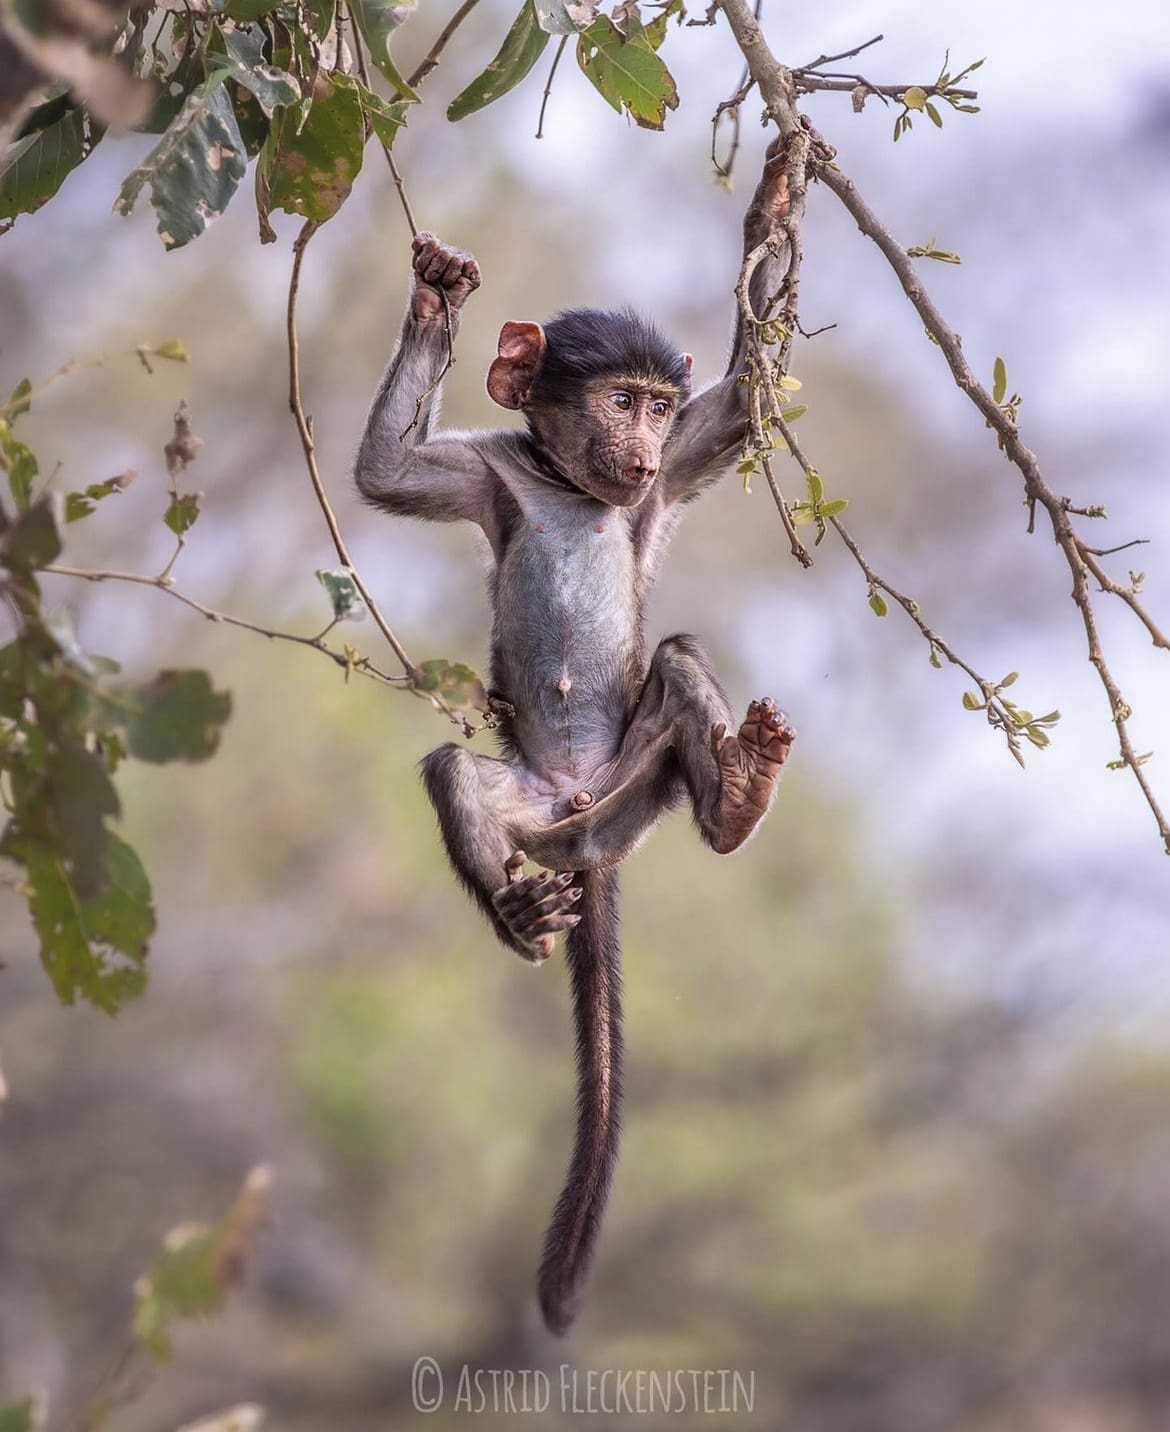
115 78 248 250
84 669 232 763
448 0 550 121
256 74 365 227
0 108 96 224
349 0 419 100
576 10 678 129
4 831 154 1012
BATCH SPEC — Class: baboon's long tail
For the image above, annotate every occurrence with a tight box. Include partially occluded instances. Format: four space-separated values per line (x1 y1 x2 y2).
537 865 623 1335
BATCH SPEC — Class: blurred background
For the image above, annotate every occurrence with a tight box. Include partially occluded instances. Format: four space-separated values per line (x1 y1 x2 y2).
2 1 1170 1427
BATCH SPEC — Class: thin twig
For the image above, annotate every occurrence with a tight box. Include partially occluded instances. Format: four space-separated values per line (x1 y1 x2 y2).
797 34 883 71
536 35 568 139
286 222 477 731
793 75 977 99
44 565 408 687
408 0 481 87
349 7 419 238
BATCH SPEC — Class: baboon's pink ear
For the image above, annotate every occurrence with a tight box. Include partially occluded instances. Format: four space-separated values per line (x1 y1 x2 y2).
487 321 547 410
682 353 694 379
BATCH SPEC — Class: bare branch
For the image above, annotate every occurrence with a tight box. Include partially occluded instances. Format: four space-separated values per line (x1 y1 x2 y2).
536 35 568 139
407 0 481 88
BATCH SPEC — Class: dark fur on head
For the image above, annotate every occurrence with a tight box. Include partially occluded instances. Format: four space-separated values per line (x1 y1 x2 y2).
529 307 692 409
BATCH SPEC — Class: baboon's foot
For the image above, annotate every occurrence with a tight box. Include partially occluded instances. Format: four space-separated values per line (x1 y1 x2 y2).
491 850 582 963
709 699 795 855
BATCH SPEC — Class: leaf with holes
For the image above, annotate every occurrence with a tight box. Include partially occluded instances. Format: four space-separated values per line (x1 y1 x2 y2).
164 493 201 536
415 659 490 714
317 568 367 622
576 12 677 129
115 78 247 250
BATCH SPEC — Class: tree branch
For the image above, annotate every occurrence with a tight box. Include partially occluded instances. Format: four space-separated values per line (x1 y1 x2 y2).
43 565 408 688
715 0 1170 852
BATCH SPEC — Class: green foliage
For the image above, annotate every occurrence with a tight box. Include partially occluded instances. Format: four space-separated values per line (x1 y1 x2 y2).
789 467 849 546
907 235 962 264
0 387 231 1012
133 1167 269 1362
893 54 982 141
960 672 1060 766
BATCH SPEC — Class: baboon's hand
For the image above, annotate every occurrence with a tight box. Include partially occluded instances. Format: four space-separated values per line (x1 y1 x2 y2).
411 232 481 322
743 136 791 248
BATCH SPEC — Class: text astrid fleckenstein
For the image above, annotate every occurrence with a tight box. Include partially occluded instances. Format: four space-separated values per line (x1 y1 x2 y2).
410 1358 756 1416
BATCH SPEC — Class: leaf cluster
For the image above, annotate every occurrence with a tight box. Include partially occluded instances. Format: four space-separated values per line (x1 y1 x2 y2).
0 383 231 1012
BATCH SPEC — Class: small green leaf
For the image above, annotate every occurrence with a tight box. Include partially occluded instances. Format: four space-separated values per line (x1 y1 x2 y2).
819 498 848 518
134 1167 270 1362
2 435 38 510
902 85 927 111
2 494 63 571
999 670 1018 688
164 493 201 536
806 470 824 506
153 339 190 363
961 691 983 711
868 590 888 618
316 568 367 621
781 403 808 423
448 1 550 121
66 472 135 523
6 379 33 419
993 356 1007 404
928 645 942 669
925 101 943 127
415 658 490 713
